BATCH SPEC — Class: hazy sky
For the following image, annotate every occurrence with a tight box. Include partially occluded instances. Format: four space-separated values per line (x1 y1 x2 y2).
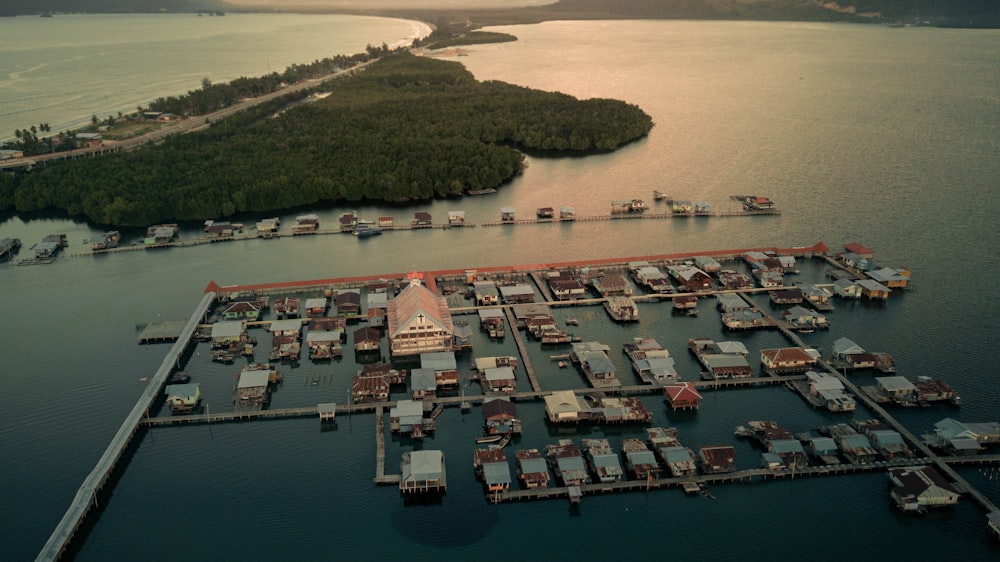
226 0 557 8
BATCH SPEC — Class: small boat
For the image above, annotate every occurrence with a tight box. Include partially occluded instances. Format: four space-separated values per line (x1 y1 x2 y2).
353 223 382 238
476 434 503 444
565 318 579 326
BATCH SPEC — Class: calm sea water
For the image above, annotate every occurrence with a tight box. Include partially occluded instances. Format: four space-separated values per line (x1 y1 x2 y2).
0 13 430 141
2 19 999 561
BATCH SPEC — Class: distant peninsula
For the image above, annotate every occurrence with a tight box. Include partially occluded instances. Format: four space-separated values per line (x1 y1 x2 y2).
257 0 1000 29
4 0 999 28
2 53 653 226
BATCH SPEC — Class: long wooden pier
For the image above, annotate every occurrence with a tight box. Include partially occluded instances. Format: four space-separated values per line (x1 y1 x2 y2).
492 456 931 504
753 298 1000 517
373 406 401 485
139 374 809 428
69 209 781 259
36 292 216 562
504 306 542 392
480 208 780 227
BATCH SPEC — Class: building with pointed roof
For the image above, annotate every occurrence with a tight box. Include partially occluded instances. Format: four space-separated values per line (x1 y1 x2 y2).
664 382 703 411
386 274 455 357
888 466 959 512
400 450 446 493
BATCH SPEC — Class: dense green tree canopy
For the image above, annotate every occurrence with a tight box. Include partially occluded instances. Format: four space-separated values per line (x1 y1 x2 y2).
6 53 653 226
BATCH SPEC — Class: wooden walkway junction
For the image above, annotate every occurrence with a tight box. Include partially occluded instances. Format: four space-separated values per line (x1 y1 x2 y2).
36 292 216 562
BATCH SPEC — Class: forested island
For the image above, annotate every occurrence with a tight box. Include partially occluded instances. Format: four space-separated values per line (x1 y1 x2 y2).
0 53 652 226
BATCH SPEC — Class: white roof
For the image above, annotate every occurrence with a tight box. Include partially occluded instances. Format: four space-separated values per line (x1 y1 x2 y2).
211 321 244 339
304 298 327 309
485 366 515 382
832 337 865 355
716 341 749 355
403 450 443 481
306 331 341 343
269 319 302 333
391 399 424 419
806 371 844 391
877 376 916 392
544 390 587 415
237 369 270 389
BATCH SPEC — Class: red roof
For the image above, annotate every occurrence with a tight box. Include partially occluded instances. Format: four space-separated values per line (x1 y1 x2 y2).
664 382 703 403
843 242 874 256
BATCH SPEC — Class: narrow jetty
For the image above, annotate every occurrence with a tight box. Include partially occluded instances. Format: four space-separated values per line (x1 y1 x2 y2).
753 297 1000 517
491 456 930 503
504 306 541 392
374 406 400 485
36 292 215 562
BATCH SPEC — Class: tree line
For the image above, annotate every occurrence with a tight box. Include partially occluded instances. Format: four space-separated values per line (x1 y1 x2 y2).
3 52 653 226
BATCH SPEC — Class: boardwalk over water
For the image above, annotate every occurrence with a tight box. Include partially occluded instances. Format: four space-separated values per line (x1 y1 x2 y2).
140 375 809 428
36 292 216 562
504 306 541 392
374 406 401 485
38 246 1000 560
751 298 1000 517
67 210 781 259
493 456 932 503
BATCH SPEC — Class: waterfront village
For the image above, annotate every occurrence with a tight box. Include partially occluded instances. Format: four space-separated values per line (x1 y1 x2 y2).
148 241 997 519
36 237 1000 557
1 194 778 265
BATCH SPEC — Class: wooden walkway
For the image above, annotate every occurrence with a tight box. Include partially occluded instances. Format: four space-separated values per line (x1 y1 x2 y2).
373 406 400 485
36 292 216 562
754 300 1000 517
480 208 780 227
492 456 932 504
69 211 781 259
142 374 810 429
504 306 541 392
141 406 320 426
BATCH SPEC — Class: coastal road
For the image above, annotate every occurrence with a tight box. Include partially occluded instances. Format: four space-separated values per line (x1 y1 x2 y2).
0 60 376 170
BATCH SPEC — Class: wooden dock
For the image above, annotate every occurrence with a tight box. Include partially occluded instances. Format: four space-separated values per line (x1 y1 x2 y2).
753 299 1000 517
136 321 189 344
141 406 320 426
36 292 216 562
504 306 541 392
490 456 931 504
480 208 779 227
373 406 401 485
68 209 779 259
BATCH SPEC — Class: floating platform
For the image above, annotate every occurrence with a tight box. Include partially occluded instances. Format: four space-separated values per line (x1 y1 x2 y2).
137 321 189 344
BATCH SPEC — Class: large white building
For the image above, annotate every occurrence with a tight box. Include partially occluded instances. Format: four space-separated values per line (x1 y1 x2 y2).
386 273 454 357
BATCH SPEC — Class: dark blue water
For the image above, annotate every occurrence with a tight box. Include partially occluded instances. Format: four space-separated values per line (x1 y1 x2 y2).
2 20 999 561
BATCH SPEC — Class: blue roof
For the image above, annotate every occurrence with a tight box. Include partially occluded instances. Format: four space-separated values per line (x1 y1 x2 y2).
841 434 873 449
770 439 805 454
411 368 437 391
482 462 511 485
519 457 547 474
421 351 456 371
